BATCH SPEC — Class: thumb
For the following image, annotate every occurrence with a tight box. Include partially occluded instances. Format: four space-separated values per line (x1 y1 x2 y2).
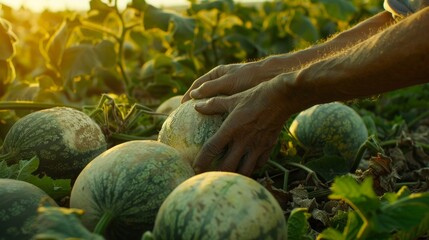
194 97 229 115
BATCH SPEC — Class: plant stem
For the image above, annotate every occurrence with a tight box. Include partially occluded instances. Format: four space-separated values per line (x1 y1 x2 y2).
93 211 115 235
113 0 133 96
267 160 289 191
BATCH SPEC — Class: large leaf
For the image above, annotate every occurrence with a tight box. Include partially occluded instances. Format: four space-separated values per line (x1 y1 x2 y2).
375 188 429 233
94 40 117 68
87 0 115 23
329 175 380 217
60 40 116 85
288 11 319 43
44 16 81 67
143 5 195 42
319 0 358 21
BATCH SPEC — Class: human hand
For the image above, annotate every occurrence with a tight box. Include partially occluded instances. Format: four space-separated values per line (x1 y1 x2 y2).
192 73 297 176
182 60 278 103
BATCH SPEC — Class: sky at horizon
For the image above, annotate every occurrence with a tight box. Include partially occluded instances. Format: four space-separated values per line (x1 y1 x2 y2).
0 0 258 12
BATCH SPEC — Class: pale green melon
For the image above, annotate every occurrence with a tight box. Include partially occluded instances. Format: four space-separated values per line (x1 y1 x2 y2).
158 99 224 167
147 171 287 240
70 140 195 240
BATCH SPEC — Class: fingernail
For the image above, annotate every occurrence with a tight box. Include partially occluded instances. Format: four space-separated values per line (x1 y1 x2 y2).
194 102 204 109
190 89 199 98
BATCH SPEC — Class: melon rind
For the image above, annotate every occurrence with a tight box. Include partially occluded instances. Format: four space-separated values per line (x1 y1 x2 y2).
158 99 224 166
70 140 195 240
289 102 368 168
1 107 107 179
152 171 287 240
0 179 57 240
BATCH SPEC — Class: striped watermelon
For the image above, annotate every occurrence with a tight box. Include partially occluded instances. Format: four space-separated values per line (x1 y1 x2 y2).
289 102 368 169
0 179 57 240
70 140 195 240
158 99 224 168
1 107 107 179
147 171 287 240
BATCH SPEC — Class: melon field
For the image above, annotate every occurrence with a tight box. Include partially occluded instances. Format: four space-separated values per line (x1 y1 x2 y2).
1 0 429 239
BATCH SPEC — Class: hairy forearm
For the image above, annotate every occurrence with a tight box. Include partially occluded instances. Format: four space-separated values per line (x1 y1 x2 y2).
292 7 429 106
259 11 395 74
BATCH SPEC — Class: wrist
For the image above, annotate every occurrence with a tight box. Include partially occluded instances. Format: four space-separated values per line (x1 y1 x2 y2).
271 71 319 115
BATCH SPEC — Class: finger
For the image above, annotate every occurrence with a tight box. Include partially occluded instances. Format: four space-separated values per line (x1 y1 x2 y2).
189 76 233 99
193 135 228 174
219 143 247 173
255 151 271 169
237 152 258 176
182 65 227 103
194 96 231 115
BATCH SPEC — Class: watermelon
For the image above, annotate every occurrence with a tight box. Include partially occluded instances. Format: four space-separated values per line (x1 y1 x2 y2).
289 102 368 169
158 99 224 167
0 179 57 240
0 107 107 180
69 140 195 240
146 171 287 240
155 95 183 121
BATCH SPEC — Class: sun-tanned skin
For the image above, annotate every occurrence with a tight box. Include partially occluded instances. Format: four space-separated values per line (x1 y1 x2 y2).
182 7 429 176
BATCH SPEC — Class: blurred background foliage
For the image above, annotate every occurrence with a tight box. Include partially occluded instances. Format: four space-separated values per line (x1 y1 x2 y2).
0 0 385 107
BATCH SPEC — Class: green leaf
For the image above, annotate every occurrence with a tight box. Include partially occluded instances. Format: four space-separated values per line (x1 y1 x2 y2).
319 0 358 21
190 0 235 13
129 0 147 12
329 175 380 217
393 213 429 240
95 40 117 68
317 228 344 240
143 5 195 42
288 12 319 43
33 205 105 240
375 192 429 232
305 155 350 181
87 0 118 26
60 44 101 80
0 157 71 200
59 40 115 86
287 208 311 240
44 16 81 67
0 160 17 178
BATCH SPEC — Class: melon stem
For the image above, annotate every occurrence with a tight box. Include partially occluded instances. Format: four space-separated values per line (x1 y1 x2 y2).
93 211 115 235
267 160 289 191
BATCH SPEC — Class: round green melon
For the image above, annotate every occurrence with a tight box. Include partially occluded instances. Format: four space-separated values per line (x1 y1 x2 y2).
156 95 183 116
158 99 224 167
0 179 58 240
69 140 195 240
1 107 107 180
147 171 287 240
289 102 368 168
